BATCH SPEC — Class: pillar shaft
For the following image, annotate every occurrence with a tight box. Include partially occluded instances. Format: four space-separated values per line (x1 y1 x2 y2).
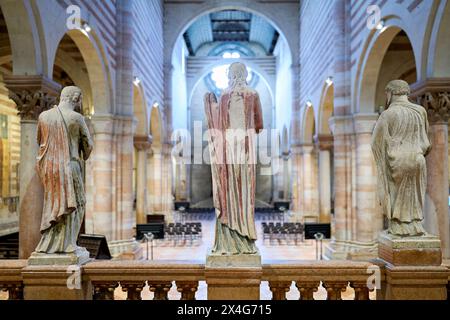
134 135 152 224
353 114 380 243
316 134 333 224
411 80 450 258
4 75 61 258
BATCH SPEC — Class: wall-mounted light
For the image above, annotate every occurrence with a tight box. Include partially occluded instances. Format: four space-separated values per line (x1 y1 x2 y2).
306 100 313 107
133 76 141 85
376 20 385 30
153 102 160 109
326 76 333 86
82 22 92 33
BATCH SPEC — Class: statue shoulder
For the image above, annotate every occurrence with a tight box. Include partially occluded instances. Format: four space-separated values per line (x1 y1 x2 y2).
38 106 57 122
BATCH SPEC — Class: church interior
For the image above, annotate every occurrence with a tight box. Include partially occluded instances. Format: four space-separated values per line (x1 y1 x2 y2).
0 0 449 301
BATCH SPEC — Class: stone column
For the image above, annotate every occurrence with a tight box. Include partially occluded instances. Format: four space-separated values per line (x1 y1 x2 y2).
290 145 303 221
300 144 319 222
352 114 381 258
282 150 290 201
324 116 355 259
412 80 450 259
117 116 135 240
315 134 333 223
147 147 163 214
4 75 61 259
86 115 115 241
134 135 152 225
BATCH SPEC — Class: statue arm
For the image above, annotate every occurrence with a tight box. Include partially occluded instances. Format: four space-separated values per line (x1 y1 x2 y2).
79 116 93 160
254 93 263 134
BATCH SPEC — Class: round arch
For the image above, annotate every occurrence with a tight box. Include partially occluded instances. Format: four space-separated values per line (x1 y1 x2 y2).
355 21 419 113
188 59 275 107
318 82 334 135
133 82 149 137
301 105 316 145
0 0 43 75
50 26 113 115
168 4 296 65
426 0 450 77
150 104 164 150
53 38 93 115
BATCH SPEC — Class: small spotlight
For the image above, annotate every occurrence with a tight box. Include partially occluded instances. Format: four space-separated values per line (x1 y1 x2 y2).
82 22 91 32
133 76 141 85
306 100 312 107
153 102 159 109
376 20 385 30
326 77 333 86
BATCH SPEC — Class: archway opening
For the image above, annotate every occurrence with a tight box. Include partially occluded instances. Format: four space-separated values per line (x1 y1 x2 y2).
172 9 287 210
358 28 417 113
0 7 19 237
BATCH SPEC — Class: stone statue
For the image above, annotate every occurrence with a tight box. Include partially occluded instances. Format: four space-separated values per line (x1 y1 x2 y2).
31 86 93 263
372 80 431 236
204 62 263 255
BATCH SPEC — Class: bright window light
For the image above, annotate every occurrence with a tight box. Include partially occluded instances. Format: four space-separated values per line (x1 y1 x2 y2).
211 65 253 89
222 51 241 59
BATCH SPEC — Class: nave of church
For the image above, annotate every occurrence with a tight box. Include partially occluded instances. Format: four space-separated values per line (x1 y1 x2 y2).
0 0 449 301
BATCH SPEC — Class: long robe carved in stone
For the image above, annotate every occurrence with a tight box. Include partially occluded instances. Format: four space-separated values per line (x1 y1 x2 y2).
371 80 431 236
204 62 263 254
35 87 93 253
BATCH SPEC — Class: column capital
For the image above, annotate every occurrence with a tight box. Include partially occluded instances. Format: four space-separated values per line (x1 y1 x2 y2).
314 134 333 151
410 78 450 124
134 135 153 151
3 75 61 121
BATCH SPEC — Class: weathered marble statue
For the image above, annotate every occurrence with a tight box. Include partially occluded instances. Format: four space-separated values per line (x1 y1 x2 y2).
32 86 93 261
372 80 431 236
204 62 263 255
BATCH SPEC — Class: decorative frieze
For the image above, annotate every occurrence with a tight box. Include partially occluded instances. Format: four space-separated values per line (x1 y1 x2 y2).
411 78 450 124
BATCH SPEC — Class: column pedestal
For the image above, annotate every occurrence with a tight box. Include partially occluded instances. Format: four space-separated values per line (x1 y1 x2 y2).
377 231 447 300
22 265 92 300
205 250 262 300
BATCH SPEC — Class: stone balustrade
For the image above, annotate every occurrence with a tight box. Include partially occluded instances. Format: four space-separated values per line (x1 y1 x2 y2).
0 259 397 300
0 259 448 300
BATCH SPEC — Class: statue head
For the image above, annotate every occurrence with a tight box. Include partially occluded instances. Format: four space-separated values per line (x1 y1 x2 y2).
385 80 410 108
60 86 82 111
228 62 248 88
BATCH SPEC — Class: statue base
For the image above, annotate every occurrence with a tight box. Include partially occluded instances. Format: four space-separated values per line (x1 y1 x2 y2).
376 231 448 300
206 248 261 268
378 231 442 266
205 248 262 300
28 247 91 266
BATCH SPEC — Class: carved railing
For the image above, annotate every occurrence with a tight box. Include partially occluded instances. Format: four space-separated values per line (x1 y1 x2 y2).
263 260 382 300
83 260 204 300
0 259 398 300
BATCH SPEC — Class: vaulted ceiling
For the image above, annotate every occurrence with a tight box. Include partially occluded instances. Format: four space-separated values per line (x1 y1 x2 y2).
183 10 279 56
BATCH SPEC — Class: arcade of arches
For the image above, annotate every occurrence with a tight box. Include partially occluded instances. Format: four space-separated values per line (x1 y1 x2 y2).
0 0 449 267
